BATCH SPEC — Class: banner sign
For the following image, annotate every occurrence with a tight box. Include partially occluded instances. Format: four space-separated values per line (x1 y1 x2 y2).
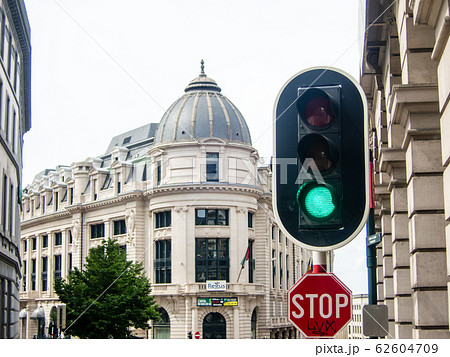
197 297 238 307
206 280 226 291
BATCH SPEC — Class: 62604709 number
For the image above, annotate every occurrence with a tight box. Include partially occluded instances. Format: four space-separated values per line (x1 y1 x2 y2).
375 344 438 354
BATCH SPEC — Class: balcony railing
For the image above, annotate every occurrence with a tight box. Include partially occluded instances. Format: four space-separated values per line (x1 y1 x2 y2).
152 283 265 295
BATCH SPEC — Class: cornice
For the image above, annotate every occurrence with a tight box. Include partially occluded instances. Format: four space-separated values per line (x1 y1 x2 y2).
21 191 144 228
144 183 264 198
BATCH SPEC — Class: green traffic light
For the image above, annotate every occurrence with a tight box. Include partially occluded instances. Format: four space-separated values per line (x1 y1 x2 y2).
297 182 338 221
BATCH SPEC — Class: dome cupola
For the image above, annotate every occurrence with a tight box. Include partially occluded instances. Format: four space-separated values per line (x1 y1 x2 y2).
154 60 252 146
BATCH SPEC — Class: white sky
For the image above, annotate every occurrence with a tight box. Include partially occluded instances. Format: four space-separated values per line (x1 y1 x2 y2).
22 0 368 294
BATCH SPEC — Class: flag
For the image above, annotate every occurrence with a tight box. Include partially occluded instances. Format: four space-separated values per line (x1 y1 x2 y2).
240 246 249 267
307 258 313 273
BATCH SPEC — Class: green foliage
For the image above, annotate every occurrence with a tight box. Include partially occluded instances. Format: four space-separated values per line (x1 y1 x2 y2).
54 239 159 338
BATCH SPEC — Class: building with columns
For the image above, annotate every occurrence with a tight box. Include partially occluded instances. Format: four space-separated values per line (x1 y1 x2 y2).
361 0 450 338
0 0 31 339
19 65 314 339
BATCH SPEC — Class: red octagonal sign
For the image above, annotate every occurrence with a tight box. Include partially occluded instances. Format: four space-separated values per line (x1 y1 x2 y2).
287 273 352 338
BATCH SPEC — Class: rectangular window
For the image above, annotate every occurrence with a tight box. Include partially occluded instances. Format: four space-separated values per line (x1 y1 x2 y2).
248 240 255 283
68 253 72 272
8 182 13 234
272 250 276 289
55 192 59 211
2 174 7 229
42 235 48 248
154 240 171 284
69 230 73 244
156 161 162 185
11 111 16 153
113 219 127 235
54 255 62 281
0 12 5 59
41 257 48 292
31 259 36 291
5 97 9 142
279 252 283 289
69 188 73 204
90 223 105 239
286 254 290 288
248 212 253 228
206 153 219 182
195 238 229 282
195 209 229 226
55 232 62 246
32 237 36 251
155 211 171 229
23 240 27 252
23 260 27 291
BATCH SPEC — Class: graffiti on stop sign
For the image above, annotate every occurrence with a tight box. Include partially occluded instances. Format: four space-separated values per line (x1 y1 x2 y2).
291 293 349 336
287 273 352 338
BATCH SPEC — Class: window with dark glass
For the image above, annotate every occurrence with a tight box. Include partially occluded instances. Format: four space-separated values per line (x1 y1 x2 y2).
279 252 283 289
54 255 62 280
91 223 105 239
154 240 171 284
155 211 171 229
41 257 48 291
68 253 72 272
195 238 229 282
32 237 36 251
271 250 275 289
195 209 228 226
69 188 73 204
156 161 162 185
31 259 36 291
69 230 73 244
248 240 255 283
286 254 290 288
23 240 27 252
206 153 219 182
42 235 48 248
55 232 62 246
23 260 27 291
248 212 253 228
113 219 127 235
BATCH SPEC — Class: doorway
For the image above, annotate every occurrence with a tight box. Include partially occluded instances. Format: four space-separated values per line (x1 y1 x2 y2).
202 312 226 339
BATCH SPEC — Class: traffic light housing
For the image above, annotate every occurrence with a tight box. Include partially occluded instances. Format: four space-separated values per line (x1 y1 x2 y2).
273 67 369 250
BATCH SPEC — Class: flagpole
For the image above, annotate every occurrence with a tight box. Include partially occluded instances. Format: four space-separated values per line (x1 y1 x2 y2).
237 266 244 283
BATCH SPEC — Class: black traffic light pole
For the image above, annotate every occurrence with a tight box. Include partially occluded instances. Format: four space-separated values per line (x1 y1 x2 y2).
366 150 377 305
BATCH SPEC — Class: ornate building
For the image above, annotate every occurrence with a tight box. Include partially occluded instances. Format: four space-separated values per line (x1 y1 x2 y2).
19 64 311 339
0 0 31 339
361 0 450 338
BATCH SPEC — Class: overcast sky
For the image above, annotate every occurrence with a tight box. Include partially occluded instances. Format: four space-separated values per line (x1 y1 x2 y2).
22 0 368 294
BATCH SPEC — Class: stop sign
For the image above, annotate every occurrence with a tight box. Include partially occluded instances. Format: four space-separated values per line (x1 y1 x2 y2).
287 273 352 338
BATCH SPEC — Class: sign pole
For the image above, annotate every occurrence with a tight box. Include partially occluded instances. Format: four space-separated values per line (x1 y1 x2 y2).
312 251 327 273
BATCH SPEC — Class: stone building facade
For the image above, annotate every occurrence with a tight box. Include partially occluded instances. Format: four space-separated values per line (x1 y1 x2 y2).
0 0 30 339
19 66 313 339
361 0 450 338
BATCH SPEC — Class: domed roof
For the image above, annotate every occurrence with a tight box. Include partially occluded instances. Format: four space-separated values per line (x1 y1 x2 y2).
154 61 252 146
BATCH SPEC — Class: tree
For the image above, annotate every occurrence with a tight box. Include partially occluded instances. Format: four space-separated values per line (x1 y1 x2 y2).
54 239 159 338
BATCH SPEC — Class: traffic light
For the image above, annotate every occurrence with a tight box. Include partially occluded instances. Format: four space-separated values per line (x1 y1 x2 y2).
273 67 369 250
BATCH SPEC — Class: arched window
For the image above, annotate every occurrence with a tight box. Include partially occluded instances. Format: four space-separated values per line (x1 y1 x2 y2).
251 308 257 339
153 307 170 339
203 312 226 339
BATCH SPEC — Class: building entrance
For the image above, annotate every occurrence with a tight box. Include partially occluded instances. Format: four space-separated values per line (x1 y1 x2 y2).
202 312 226 339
